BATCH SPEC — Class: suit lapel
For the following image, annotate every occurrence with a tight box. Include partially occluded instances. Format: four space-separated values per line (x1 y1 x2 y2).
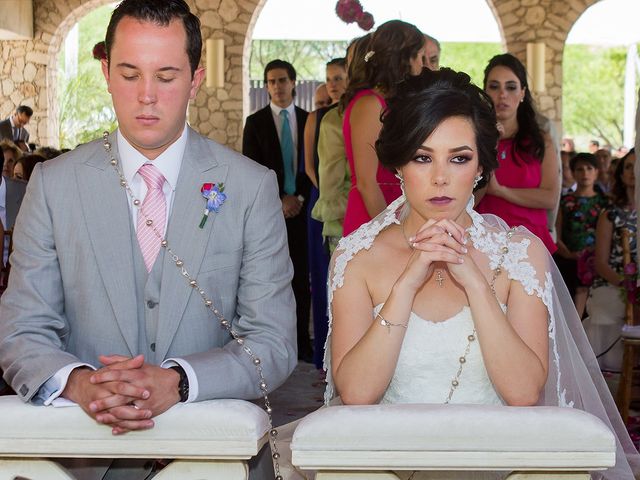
295 106 307 159
76 134 138 355
262 106 282 168
155 129 227 360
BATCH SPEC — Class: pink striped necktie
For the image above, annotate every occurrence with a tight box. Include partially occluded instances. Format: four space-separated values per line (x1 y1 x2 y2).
137 163 166 272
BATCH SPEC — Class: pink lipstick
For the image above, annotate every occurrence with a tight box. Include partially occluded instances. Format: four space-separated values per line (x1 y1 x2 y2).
429 196 453 206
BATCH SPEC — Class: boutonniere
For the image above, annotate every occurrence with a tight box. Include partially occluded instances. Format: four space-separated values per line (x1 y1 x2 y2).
199 182 227 228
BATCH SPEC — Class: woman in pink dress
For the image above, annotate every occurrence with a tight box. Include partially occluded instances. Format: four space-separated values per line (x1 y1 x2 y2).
476 54 559 253
341 20 426 235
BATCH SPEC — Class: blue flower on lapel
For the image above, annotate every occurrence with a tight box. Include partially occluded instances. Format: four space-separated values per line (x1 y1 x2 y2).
199 182 227 228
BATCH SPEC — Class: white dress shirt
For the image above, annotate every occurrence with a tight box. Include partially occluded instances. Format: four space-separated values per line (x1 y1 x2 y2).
37 125 199 406
269 101 299 175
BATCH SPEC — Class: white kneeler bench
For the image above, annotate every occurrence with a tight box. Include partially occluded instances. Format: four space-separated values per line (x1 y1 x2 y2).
0 395 269 480
291 404 616 480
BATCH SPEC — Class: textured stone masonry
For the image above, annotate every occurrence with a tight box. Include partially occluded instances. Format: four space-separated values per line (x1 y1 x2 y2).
0 0 600 149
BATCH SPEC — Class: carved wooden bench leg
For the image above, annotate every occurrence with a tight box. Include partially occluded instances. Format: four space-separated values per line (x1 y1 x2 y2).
0 457 75 480
617 340 635 425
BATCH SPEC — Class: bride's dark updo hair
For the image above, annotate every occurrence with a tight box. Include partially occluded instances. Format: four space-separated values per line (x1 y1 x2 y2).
376 68 499 191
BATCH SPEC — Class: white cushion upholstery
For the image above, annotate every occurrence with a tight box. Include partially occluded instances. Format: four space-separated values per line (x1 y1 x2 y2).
0 395 269 459
291 404 616 471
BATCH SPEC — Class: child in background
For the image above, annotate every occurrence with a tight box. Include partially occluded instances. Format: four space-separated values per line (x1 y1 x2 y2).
555 153 609 317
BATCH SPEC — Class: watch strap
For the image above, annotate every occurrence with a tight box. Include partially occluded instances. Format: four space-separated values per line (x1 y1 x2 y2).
170 365 189 403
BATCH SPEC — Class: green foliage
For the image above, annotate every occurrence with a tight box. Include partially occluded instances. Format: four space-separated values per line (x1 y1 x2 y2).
57 4 116 148
563 44 634 149
249 39 502 86
250 40 350 80
439 42 503 86
58 70 117 148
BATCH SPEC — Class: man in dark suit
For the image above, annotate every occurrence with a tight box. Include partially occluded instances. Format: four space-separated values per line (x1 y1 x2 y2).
242 59 313 362
0 106 33 152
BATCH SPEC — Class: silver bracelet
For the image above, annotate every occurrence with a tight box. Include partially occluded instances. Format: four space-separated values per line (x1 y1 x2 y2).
376 312 408 333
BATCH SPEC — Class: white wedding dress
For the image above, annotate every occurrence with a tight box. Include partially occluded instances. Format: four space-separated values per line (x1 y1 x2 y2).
276 196 639 480
378 305 503 407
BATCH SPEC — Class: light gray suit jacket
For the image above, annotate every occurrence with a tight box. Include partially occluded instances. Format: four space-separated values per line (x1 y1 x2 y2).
0 128 297 402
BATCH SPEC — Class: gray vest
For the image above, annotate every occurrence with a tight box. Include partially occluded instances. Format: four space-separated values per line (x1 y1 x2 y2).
130 225 166 364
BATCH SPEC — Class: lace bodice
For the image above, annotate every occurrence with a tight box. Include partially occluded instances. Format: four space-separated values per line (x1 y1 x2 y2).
378 305 503 405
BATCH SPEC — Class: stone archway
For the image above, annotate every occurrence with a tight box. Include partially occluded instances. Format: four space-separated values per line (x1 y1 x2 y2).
44 0 116 148
0 0 116 148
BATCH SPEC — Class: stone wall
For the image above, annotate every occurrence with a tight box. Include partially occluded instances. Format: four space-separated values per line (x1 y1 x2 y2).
0 0 600 150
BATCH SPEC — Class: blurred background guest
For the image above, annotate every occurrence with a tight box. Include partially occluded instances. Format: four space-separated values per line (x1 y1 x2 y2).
584 149 636 371
476 53 559 253
0 140 22 179
33 146 62 160
595 148 613 192
422 33 440 71
312 38 368 255
554 153 609 318
561 150 576 194
313 83 331 110
13 154 45 183
303 56 347 369
0 106 32 152
341 19 425 235
562 137 576 153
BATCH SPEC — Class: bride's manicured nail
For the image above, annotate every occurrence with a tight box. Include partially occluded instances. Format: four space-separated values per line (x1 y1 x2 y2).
459 257 464 263
461 247 468 254
408 236 415 242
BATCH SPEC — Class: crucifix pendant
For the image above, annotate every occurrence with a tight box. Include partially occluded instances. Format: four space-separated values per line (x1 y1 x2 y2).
435 270 444 287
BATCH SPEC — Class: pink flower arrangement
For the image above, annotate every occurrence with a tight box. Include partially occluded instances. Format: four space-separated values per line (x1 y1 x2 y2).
335 0 375 31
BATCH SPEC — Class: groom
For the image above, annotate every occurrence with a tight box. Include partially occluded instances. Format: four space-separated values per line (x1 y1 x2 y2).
0 0 295 451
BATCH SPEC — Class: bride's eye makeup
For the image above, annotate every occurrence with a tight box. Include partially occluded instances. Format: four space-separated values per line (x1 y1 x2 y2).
412 153 431 163
451 154 473 164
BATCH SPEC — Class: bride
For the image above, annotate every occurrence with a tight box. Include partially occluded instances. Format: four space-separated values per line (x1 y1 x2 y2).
321 68 639 479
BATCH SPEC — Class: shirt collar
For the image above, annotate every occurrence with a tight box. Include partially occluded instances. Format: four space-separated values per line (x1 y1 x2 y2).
118 125 188 191
270 101 295 117
9 116 16 129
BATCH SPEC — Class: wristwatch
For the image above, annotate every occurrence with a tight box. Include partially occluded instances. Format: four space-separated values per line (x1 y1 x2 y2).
170 365 189 403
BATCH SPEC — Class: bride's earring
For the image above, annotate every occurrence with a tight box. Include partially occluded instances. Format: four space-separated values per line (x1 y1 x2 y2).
473 175 482 189
395 172 405 197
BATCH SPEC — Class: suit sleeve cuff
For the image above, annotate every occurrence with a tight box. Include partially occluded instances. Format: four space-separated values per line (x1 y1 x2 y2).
35 362 96 407
162 358 198 403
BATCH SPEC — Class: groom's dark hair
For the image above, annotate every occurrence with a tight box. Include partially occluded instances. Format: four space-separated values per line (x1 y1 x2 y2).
105 0 202 77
